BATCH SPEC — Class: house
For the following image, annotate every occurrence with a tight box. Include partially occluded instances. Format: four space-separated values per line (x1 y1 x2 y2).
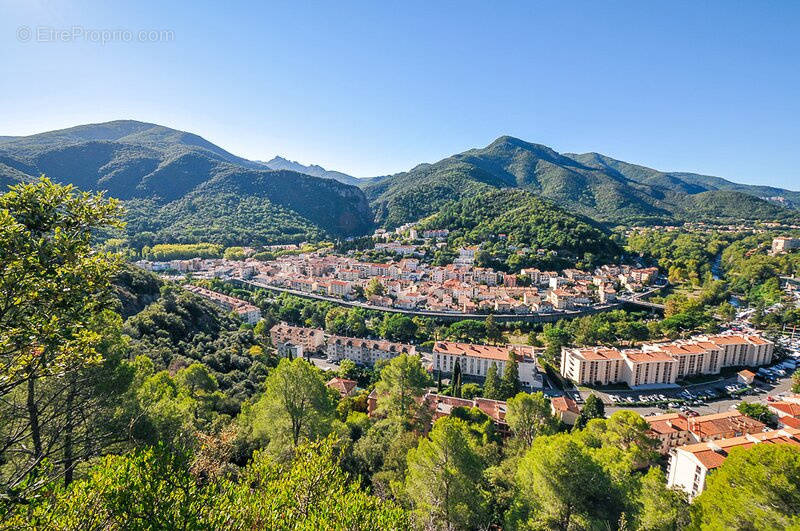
326 377 358 398
738 369 756 385
666 428 800 498
551 396 580 425
768 401 800 429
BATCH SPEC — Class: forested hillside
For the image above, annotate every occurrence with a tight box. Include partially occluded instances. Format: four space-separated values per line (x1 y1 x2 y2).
0 121 374 246
364 136 800 228
418 188 621 270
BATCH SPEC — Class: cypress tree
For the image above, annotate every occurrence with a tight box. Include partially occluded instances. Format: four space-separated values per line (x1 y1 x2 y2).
453 359 462 398
484 362 500 400
501 351 520 399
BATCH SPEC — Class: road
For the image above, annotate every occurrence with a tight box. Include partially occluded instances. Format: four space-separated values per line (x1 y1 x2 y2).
232 278 629 323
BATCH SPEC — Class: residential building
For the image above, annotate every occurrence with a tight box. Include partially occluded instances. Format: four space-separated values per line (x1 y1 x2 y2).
269 323 326 355
645 413 691 454
433 341 543 388
666 428 800 498
768 401 800 429
560 333 773 388
326 377 358 398
551 396 580 425
771 236 800 255
326 335 416 366
686 410 766 442
183 284 262 324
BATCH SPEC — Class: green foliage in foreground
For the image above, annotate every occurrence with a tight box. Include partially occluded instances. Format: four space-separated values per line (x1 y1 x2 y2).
693 444 800 530
5 437 408 530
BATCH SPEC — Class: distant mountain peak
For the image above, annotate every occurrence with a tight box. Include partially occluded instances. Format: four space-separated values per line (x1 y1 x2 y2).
260 156 359 185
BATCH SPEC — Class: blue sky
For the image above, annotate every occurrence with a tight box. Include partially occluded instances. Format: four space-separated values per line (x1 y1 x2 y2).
1 1 798 188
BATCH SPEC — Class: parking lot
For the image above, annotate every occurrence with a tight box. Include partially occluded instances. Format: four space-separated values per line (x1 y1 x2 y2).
567 350 799 417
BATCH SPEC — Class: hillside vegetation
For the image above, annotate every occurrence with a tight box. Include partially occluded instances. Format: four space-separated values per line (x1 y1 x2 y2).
0 121 374 246
419 188 620 270
364 136 800 228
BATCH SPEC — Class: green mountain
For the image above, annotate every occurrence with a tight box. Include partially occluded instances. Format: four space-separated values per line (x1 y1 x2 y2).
418 188 621 269
0 120 374 245
363 136 799 227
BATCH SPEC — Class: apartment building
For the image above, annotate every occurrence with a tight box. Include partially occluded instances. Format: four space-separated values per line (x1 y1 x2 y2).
560 333 773 388
433 341 543 388
183 285 262 324
666 428 800 498
326 335 416 365
686 410 766 442
645 413 692 454
269 323 326 356
559 347 625 386
646 410 765 455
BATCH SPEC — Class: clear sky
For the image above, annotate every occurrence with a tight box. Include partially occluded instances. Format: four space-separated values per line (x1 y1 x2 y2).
1 1 798 188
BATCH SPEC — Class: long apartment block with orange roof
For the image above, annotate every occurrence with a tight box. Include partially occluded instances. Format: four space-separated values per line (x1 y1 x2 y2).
433 341 543 388
560 332 773 388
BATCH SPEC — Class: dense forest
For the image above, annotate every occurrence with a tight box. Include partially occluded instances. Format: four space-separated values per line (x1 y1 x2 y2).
417 189 621 271
2 178 799 530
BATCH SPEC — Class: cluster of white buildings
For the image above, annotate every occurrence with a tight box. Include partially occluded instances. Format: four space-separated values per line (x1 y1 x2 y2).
269 322 416 364
432 341 543 389
182 284 261 324
560 333 774 388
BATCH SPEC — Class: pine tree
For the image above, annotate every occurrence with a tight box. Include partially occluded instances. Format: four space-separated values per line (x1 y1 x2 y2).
485 315 502 344
574 393 605 429
500 351 520 399
437 369 442 392
484 363 500 400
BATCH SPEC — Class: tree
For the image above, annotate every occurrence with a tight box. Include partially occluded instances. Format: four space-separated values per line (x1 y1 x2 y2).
338 358 359 380
0 178 126 501
601 411 660 469
484 363 500 400
452 359 462 398
635 467 690 531
574 393 605 429
380 314 418 342
6 437 408 529
373 354 430 427
485 315 502 344
248 358 335 456
365 278 385 298
792 369 800 394
506 392 554 447
693 444 800 530
500 351 520 399
541 326 571 362
405 417 488 530
737 401 776 426
512 434 618 530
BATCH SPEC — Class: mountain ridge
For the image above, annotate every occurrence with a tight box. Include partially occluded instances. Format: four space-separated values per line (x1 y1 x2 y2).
363 135 799 228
